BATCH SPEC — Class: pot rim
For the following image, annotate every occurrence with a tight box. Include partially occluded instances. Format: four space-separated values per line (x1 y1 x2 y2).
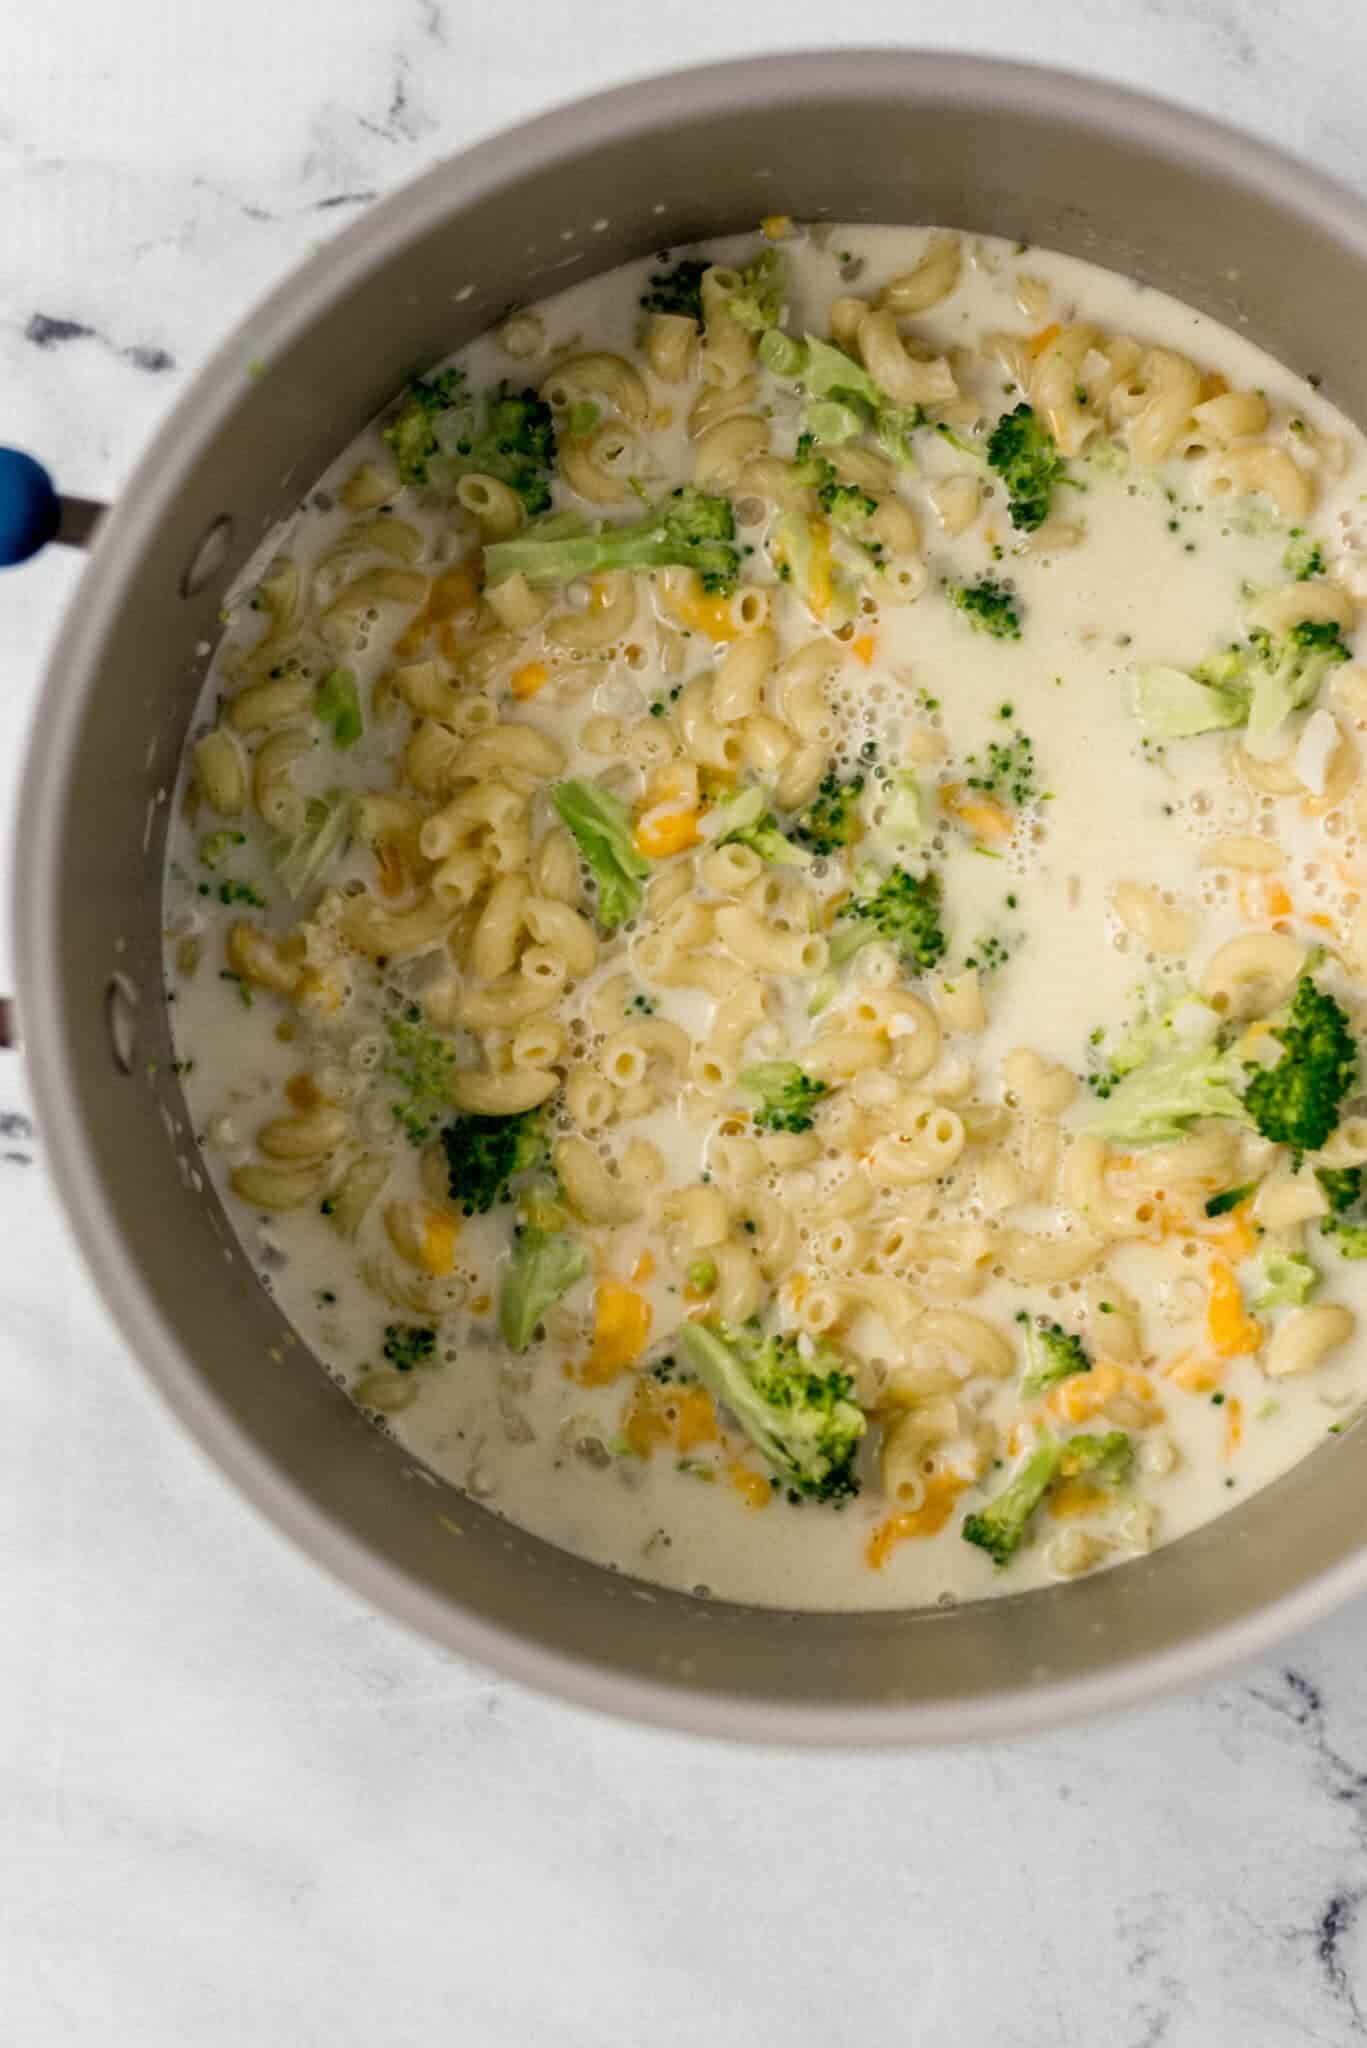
17 48 1367 1746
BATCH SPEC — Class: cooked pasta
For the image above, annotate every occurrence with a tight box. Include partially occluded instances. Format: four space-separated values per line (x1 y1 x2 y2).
167 219 1367 1617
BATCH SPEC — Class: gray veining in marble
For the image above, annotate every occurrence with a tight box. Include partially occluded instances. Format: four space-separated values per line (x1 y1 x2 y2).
7 4 1367 2041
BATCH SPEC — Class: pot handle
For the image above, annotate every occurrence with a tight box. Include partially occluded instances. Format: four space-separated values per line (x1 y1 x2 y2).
1 451 106 1050
0 447 104 564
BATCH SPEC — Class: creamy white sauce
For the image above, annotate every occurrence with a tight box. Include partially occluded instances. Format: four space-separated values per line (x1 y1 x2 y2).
164 226 1367 1611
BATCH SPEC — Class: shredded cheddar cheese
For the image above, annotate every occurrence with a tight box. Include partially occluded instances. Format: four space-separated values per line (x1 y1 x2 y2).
634 807 702 858
419 1211 459 1277
866 1478 965 1569
1224 1395 1244 1458
581 1282 652 1384
729 1465 773 1509
1166 1351 1226 1394
1206 1258 1263 1359
510 659 549 700
659 572 741 642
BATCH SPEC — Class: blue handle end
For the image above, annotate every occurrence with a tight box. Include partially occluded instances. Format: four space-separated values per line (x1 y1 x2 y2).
0 447 61 567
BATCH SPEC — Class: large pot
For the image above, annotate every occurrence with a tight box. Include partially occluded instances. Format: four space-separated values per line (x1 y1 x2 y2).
15 52 1367 1745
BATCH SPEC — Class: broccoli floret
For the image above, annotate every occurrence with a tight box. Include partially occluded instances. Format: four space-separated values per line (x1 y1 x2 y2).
713 786 812 866
1243 974 1356 1158
725 811 809 864
792 768 865 855
962 1428 1133 1566
640 257 709 325
1090 974 1356 1157
1087 984 1221 1097
315 667 363 749
1134 621 1351 748
1325 1222 1367 1259
1284 532 1326 581
817 477 878 534
738 1061 828 1135
383 367 467 486
1253 1251 1320 1309
830 865 947 974
1086 1045 1251 1147
1020 1318 1091 1399
384 370 556 510
1131 663 1248 739
962 1439 1061 1566
725 248 786 333
1240 621 1351 751
441 1110 546 1215
1057 1431 1134 1485
874 406 923 468
270 790 351 900
985 402 1065 533
430 385 556 511
678 1319 867 1501
1317 1165 1364 1214
758 330 882 411
381 1006 456 1147
1205 1182 1257 1217
498 1227 590 1353
382 1323 437 1372
484 486 739 595
552 778 650 928
948 577 1022 640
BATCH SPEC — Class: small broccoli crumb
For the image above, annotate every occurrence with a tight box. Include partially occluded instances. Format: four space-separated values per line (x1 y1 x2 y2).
640 257 709 326
792 768 865 855
382 1006 456 1147
964 729 1038 808
382 1323 437 1373
947 577 1022 639
1205 1183 1256 1218
1020 1319 1091 1398
738 1061 828 1134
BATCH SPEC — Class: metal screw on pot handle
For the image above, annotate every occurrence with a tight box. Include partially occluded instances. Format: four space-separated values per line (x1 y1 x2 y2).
0 449 107 1051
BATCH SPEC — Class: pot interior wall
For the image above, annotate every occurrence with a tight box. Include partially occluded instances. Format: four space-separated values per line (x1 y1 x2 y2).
25 57 1367 1735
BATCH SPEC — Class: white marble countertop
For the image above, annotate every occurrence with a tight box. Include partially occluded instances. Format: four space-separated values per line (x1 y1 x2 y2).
8 4 1367 2040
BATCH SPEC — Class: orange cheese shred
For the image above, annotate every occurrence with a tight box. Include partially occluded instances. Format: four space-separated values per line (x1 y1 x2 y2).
510 660 550 700
1205 1257 1264 1359
729 1465 773 1510
580 1282 652 1385
1166 1351 1226 1394
1224 1395 1244 1458
866 1477 965 1569
634 808 702 859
